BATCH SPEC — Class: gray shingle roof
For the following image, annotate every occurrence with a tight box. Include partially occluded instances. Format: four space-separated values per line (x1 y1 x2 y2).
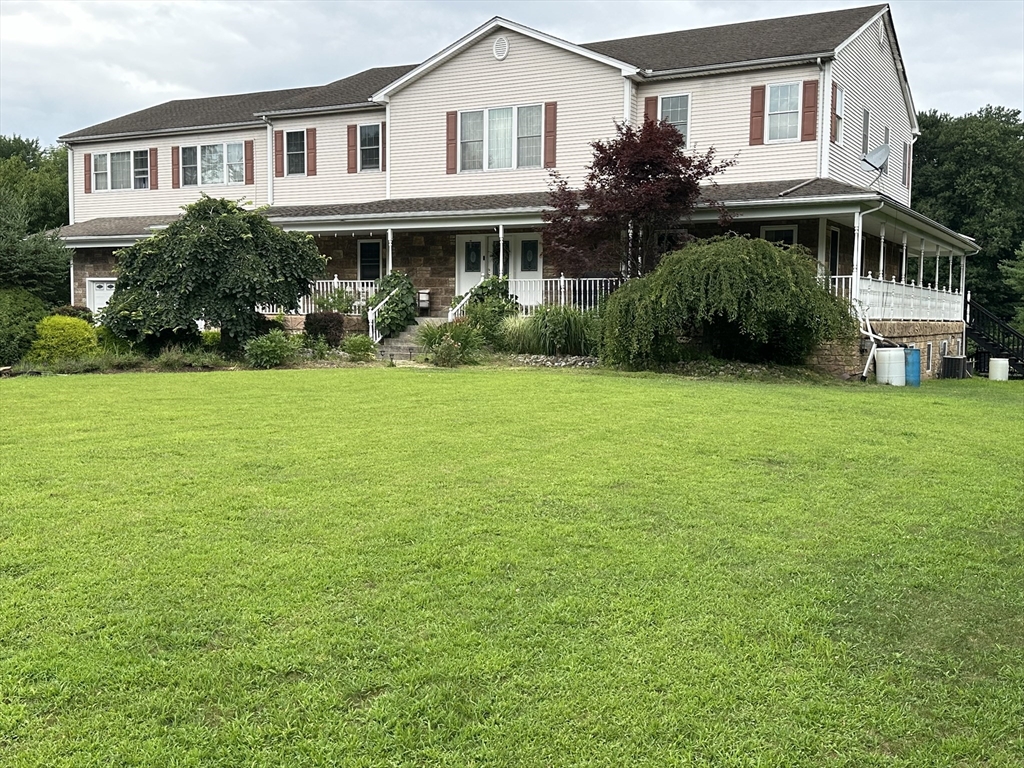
59 180 875 239
257 65 418 115
59 88 314 142
583 4 886 72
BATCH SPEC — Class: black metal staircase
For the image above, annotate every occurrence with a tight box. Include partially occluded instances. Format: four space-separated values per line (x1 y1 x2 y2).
965 297 1024 379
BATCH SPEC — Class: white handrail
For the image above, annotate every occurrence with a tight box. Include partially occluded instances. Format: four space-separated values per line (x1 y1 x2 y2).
447 292 473 322
367 288 399 343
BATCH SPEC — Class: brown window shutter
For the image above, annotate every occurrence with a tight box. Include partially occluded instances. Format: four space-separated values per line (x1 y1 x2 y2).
749 86 766 146
149 148 159 190
306 127 317 176
380 122 386 172
244 140 254 185
274 130 284 177
347 125 358 173
801 80 818 141
644 96 658 123
543 102 557 168
446 112 457 174
171 146 180 189
84 153 92 194
830 82 838 143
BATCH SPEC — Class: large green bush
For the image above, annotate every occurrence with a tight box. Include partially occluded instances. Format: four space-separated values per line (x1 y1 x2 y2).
365 271 416 339
602 235 857 368
0 286 48 365
27 315 98 364
244 329 301 369
417 320 483 365
342 333 376 362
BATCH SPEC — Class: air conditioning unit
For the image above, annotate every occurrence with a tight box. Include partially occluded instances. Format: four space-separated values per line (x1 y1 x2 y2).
941 355 966 379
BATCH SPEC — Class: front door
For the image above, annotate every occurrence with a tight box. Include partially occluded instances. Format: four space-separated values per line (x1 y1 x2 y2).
510 237 543 307
456 237 485 297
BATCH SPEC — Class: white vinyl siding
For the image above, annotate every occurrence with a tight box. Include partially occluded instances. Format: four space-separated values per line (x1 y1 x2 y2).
74 130 267 220
829 15 913 205
636 64 820 184
388 29 622 196
272 111 387 207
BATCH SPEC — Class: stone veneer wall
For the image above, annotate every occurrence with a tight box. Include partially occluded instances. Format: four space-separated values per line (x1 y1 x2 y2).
808 320 965 379
71 248 118 307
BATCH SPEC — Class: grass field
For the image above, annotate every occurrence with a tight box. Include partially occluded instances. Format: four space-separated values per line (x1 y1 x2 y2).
1 367 1022 766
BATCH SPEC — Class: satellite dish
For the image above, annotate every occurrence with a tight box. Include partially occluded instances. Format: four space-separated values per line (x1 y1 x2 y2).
861 143 890 172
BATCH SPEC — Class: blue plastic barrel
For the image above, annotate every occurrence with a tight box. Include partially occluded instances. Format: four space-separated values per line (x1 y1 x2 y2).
904 347 921 387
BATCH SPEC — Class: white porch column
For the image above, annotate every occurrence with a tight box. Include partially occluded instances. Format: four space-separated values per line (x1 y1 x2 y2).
934 245 940 288
901 234 907 283
817 218 828 275
851 211 863 302
387 228 393 275
948 250 953 291
498 224 504 277
878 224 885 278
918 238 925 284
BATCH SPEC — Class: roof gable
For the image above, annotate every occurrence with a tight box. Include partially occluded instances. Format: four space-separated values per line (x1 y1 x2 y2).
583 4 887 73
372 16 638 101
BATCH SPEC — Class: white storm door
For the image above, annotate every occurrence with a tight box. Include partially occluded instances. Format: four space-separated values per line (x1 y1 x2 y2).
509 236 543 307
456 237 485 297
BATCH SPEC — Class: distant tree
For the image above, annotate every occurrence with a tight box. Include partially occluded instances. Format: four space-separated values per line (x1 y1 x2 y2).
913 106 1024 320
0 188 71 305
543 119 733 278
998 243 1024 332
103 195 325 348
0 134 69 232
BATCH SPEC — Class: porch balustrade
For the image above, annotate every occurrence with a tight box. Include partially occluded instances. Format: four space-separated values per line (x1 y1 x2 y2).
259 278 377 316
823 273 964 322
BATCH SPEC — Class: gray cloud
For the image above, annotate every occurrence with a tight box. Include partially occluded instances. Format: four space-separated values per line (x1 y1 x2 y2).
1 0 1020 145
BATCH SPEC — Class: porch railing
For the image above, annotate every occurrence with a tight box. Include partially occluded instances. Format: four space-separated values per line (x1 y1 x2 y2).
368 288 399 343
857 273 963 321
509 275 622 316
259 277 377 316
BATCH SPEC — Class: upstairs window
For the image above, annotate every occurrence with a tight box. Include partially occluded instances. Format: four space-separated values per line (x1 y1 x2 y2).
833 85 845 144
92 150 142 191
901 141 910 186
285 130 305 175
861 109 870 155
882 127 890 174
460 104 543 171
660 94 690 145
767 83 800 141
359 124 380 171
181 142 245 186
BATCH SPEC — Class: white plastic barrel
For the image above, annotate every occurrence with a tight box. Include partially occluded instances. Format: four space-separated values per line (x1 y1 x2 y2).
989 358 1010 381
876 348 906 386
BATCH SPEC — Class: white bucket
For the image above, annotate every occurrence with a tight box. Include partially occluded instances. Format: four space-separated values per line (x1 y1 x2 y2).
989 358 1010 381
876 348 906 386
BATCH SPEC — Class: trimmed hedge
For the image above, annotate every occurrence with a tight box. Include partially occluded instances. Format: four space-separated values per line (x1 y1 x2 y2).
27 315 99 364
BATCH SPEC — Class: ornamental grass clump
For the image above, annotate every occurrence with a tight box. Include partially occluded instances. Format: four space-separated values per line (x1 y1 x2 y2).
602 235 857 368
499 307 599 356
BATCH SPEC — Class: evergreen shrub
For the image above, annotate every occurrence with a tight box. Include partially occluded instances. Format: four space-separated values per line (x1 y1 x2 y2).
0 287 48 365
27 315 98 364
304 311 346 347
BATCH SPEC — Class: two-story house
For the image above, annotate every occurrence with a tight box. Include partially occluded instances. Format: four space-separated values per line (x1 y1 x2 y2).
58 3 974 374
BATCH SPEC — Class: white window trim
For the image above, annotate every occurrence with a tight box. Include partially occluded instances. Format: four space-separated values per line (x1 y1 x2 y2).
760 224 798 245
357 122 382 173
658 93 692 149
285 130 306 176
179 141 245 188
357 239 383 281
457 103 544 173
91 150 148 193
765 81 802 144
833 85 845 146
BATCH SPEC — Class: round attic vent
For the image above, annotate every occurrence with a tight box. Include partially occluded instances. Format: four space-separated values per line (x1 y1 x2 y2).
493 36 509 61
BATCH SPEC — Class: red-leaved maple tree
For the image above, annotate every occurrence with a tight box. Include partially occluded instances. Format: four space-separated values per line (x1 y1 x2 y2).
543 119 733 277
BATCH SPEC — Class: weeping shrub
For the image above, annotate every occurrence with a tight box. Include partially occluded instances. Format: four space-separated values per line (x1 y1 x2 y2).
602 235 857 368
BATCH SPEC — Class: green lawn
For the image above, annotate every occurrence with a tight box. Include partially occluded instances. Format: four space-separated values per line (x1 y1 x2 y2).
1 368 1022 766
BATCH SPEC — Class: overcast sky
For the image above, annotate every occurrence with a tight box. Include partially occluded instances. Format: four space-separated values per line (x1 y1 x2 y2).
1 0 1021 146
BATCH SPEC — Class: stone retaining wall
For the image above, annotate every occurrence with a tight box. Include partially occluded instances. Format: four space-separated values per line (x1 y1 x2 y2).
809 320 965 379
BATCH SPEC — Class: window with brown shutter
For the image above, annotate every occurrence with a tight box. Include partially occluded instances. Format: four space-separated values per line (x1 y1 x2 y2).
644 96 658 123
749 86 765 145
543 102 557 168
171 146 180 189
801 80 818 142
84 153 92 194
274 130 284 177
380 122 386 172
244 140 254 185
347 125 358 174
306 127 317 176
149 148 159 190
446 111 457 174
